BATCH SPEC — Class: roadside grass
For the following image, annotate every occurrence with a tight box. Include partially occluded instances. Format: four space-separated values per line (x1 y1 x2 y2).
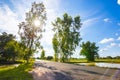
0 62 34 80
68 59 87 63
0 65 15 71
95 59 120 63
69 58 120 63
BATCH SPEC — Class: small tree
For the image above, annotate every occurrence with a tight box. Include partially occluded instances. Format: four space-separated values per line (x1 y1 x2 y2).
80 41 99 62
40 49 45 59
46 56 53 60
4 40 20 62
18 2 47 63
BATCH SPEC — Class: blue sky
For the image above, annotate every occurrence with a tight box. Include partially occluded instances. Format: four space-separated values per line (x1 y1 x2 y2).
0 0 120 58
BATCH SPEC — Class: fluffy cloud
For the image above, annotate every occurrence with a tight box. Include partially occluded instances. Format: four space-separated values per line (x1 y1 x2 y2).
103 18 111 23
109 43 117 47
117 36 120 40
99 48 108 52
81 17 100 30
0 4 19 36
119 44 120 47
99 38 114 44
99 43 117 53
117 0 120 5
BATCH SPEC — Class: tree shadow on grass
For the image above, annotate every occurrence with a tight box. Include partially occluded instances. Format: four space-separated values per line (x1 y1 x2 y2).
0 63 33 80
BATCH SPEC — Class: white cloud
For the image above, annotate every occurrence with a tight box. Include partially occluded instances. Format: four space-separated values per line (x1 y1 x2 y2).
103 18 111 23
99 43 117 53
99 38 114 44
110 43 116 46
0 4 19 35
117 0 120 5
118 44 120 47
82 17 100 29
109 43 117 47
99 48 108 52
117 36 120 40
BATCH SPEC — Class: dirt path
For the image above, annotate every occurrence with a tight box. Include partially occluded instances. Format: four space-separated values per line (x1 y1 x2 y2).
31 60 120 80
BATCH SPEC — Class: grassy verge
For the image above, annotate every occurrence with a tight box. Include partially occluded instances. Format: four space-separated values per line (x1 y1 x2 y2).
68 58 120 63
95 59 120 63
0 62 34 80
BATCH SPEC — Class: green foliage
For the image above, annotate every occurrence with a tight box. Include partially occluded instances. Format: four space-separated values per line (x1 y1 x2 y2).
106 56 112 59
18 2 47 63
80 41 99 62
52 34 59 62
54 53 58 62
0 32 15 61
52 13 82 62
96 58 120 63
0 32 32 62
40 49 45 59
4 40 20 61
0 63 33 80
46 56 53 60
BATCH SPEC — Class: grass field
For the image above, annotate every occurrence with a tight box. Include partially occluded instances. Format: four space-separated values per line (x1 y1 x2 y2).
69 58 120 63
95 58 120 63
0 62 33 80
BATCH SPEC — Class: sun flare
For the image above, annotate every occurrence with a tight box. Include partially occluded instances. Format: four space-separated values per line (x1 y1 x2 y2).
33 19 40 27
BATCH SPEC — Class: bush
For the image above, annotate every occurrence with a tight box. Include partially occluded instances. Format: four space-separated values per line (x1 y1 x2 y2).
46 56 53 60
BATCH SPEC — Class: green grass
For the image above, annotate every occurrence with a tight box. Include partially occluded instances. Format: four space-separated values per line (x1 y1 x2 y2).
85 63 96 66
0 65 15 71
95 59 120 63
68 59 87 63
69 58 120 63
0 62 33 80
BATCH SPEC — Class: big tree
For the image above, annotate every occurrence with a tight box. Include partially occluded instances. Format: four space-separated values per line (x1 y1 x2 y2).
18 2 46 63
80 41 99 62
52 13 82 62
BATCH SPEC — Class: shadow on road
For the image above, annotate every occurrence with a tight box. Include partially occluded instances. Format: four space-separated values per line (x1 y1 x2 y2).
32 62 73 80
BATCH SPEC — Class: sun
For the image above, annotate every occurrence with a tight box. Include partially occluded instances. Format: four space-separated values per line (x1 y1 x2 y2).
33 19 40 27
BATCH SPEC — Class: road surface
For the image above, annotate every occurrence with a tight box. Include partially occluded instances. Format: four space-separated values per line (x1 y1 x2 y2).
31 60 120 80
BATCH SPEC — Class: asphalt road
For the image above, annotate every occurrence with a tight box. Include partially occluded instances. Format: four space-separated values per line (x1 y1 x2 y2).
31 60 120 80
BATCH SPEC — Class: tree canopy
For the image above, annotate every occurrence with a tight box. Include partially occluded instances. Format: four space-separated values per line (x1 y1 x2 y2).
80 41 99 61
52 13 82 62
0 32 15 61
0 32 26 62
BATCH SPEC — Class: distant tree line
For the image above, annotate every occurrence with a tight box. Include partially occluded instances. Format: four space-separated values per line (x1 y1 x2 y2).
99 56 120 59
